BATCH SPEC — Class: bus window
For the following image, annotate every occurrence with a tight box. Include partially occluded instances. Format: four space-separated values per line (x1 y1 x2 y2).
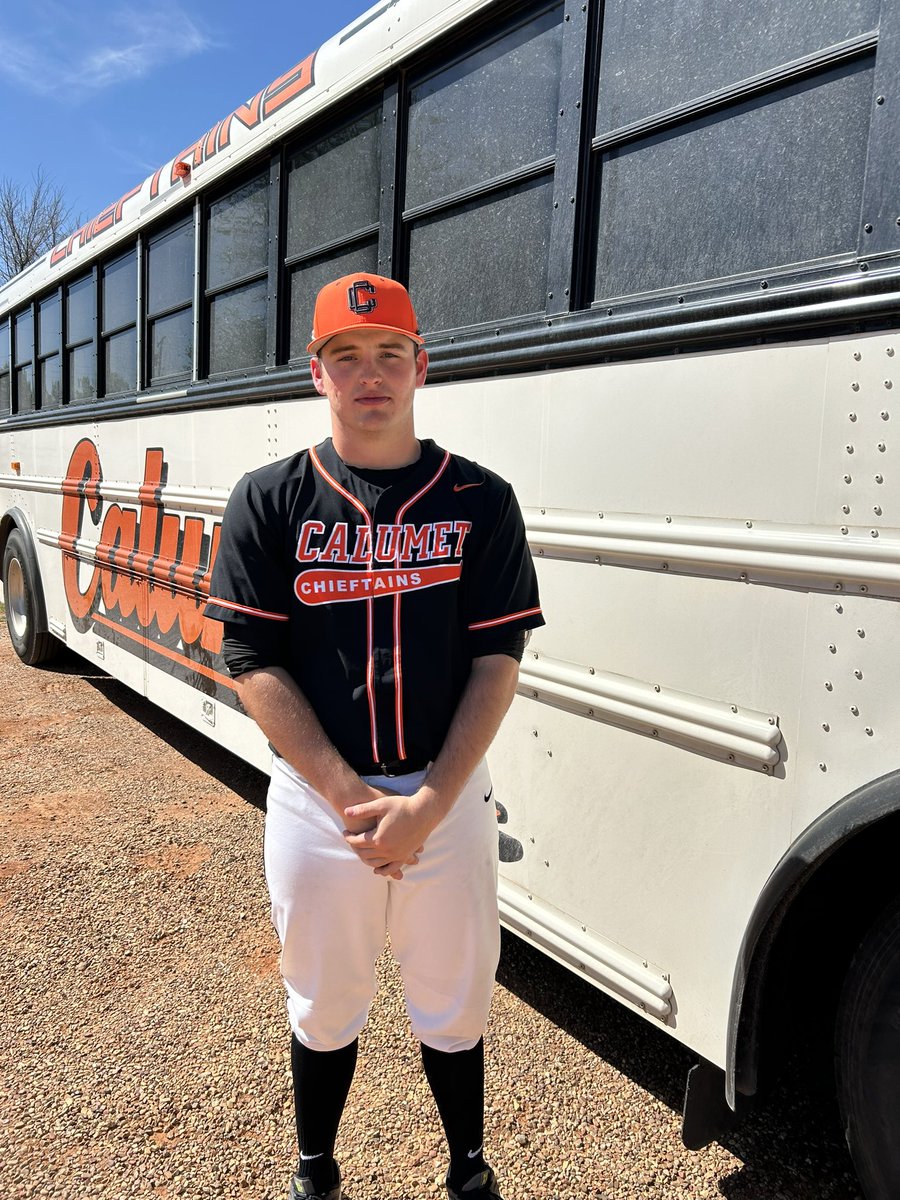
595 0 880 133
147 217 194 384
206 172 269 375
286 107 381 359
66 272 97 404
0 320 9 415
405 4 563 333
592 8 876 303
38 291 62 410
13 308 34 414
102 249 138 395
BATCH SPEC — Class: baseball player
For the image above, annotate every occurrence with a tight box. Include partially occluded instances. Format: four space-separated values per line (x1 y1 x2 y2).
204 273 544 1200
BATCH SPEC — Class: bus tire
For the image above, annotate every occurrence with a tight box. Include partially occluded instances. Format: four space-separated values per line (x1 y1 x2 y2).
2 529 60 666
836 895 900 1200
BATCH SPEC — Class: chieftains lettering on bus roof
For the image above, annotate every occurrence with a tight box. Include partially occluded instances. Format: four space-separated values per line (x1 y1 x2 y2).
49 51 316 269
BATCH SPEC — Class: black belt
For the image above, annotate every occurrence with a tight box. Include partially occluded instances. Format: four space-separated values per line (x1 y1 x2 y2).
358 756 431 777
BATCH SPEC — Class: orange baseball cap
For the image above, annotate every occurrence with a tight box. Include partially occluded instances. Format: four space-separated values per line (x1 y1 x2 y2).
307 272 425 355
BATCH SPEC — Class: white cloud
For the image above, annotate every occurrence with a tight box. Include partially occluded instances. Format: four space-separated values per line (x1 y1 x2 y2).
0 2 215 98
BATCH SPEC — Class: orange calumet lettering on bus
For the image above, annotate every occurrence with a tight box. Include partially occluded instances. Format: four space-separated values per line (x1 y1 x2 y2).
59 439 223 657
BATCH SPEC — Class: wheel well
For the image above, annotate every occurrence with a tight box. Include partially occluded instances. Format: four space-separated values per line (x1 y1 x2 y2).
0 512 50 633
754 811 900 1093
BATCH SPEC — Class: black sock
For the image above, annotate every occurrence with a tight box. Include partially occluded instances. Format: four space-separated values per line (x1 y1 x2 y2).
291 1034 358 1192
421 1038 486 1188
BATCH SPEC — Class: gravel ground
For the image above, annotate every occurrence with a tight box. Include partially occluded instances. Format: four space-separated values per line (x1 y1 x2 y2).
0 626 864 1200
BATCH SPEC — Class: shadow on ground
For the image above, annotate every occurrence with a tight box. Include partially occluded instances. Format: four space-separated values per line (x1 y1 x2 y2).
498 931 863 1200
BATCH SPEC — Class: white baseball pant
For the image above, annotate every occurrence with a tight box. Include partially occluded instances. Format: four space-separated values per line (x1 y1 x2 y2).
264 754 500 1053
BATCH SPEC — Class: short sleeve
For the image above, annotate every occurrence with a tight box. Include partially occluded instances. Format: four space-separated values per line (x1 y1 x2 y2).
204 473 292 626
464 481 544 649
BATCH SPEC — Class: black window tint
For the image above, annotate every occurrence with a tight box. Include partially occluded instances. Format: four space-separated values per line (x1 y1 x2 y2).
409 176 553 333
16 366 35 412
287 110 380 257
151 309 193 380
103 251 137 332
40 355 62 409
289 242 379 359
14 310 33 365
148 218 194 384
105 327 137 394
406 6 563 209
208 280 267 374
207 174 269 291
69 344 97 402
594 57 873 301
0 320 9 415
148 219 194 314
597 0 879 134
67 274 95 344
39 294 60 355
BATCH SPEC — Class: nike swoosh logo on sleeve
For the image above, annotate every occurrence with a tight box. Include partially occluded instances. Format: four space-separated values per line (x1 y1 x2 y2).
453 482 483 491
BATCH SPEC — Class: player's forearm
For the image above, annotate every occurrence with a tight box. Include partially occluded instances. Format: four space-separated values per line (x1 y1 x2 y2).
233 666 363 811
421 653 520 819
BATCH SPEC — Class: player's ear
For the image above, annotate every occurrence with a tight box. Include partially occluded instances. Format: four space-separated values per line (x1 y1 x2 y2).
310 354 328 396
415 347 428 389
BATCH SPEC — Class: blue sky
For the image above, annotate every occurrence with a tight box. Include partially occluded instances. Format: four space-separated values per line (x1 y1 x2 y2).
0 0 371 230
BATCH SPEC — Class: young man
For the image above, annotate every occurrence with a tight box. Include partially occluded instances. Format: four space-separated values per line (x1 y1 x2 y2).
205 273 544 1200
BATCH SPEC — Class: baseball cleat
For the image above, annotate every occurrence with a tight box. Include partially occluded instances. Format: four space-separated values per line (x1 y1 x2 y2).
446 1165 503 1199
289 1159 342 1200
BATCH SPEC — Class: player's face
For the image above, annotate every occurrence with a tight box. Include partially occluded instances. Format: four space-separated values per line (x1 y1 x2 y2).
311 328 428 459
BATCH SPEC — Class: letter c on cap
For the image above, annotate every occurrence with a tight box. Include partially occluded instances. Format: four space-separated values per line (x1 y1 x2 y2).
347 279 377 314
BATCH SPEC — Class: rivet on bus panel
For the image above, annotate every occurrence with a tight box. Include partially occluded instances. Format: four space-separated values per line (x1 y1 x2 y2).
875 474 884 483
836 603 844 612
881 410 890 419
878 443 886 452
851 706 860 716
871 529 880 538
820 763 827 771
857 628 866 637
885 380 893 389
829 644 837 653
835 582 844 590
888 347 896 356
849 413 858 421
854 670 863 679
853 352 862 361
731 704 738 712
842 505 851 514
852 382 860 391
841 527 849 535
874 505 883 515
846 444 854 453
822 723 830 732
866 728 874 736
825 681 834 690
844 474 852 483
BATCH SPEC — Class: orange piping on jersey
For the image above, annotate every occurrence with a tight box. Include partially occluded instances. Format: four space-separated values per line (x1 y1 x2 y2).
309 445 380 764
207 596 289 621
391 451 451 761
468 606 543 632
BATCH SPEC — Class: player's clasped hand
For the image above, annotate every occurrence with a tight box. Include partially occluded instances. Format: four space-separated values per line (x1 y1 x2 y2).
343 788 437 879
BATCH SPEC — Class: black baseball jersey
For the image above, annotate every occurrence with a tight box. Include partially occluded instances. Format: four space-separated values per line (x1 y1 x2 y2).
205 437 544 774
